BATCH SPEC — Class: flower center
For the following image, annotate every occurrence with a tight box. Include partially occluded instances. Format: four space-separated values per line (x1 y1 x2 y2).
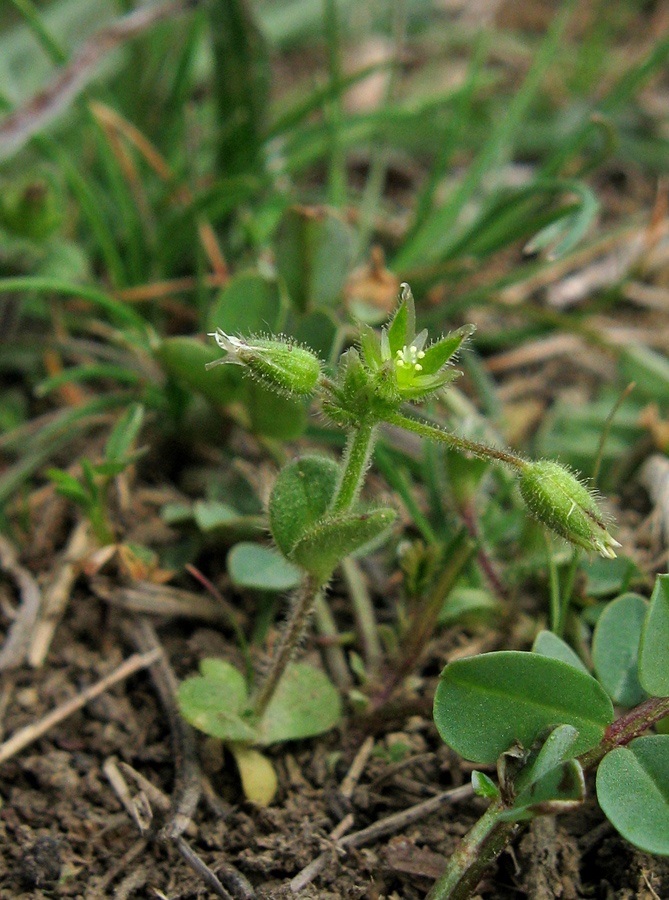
395 344 425 371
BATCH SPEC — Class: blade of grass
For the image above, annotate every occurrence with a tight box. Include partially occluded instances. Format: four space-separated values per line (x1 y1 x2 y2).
0 277 148 330
395 1 574 269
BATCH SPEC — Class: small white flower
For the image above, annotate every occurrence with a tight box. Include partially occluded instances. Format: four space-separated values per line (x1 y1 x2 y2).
206 330 249 367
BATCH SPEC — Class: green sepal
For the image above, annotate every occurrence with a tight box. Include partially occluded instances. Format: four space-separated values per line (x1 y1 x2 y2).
420 324 476 375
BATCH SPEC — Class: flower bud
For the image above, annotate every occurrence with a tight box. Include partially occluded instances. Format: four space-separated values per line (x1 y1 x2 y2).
207 330 321 396
519 460 620 558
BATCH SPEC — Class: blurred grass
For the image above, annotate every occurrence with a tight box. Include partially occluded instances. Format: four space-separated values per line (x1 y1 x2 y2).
0 0 668 599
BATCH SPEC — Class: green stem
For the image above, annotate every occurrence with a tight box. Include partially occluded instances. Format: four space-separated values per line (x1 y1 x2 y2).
383 411 527 471
251 422 379 718
556 547 581 639
331 422 377 514
425 798 519 900
377 528 476 707
342 557 383 679
544 531 561 634
250 574 321 720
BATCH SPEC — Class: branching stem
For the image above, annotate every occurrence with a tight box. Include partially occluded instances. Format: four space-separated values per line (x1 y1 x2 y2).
383 411 527 471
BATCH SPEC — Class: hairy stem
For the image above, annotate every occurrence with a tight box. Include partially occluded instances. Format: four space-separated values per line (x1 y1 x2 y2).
251 422 378 719
331 422 377 513
250 574 321 720
383 411 527 471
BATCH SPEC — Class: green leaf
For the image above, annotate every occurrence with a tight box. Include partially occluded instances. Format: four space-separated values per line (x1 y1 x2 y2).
639 575 669 697
433 651 614 765
47 469 91 507
501 726 585 822
275 206 355 312
210 0 269 175
621 345 669 402
246 383 307 439
105 403 144 464
471 771 500 799
592 593 648 707
291 507 396 582
154 337 245 406
228 543 302 592
438 587 500 627
269 456 339 558
206 271 282 336
193 500 240 532
386 294 410 355
177 658 256 743
582 555 639 598
256 662 341 745
532 631 589 675
502 759 585 822
597 735 669 855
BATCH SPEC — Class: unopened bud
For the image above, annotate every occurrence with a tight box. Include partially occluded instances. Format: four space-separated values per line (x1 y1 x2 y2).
519 460 620 559
207 330 321 396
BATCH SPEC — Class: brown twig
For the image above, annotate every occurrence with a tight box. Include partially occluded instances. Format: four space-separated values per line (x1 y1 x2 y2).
28 520 91 667
128 618 201 841
0 535 42 670
290 784 474 892
0 649 161 765
0 0 193 161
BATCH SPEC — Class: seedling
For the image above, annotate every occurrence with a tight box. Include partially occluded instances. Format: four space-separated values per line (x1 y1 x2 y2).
178 283 620 804
429 574 669 900
47 403 146 545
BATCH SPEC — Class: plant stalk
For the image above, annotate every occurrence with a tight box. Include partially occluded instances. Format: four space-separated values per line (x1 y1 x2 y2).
578 695 669 770
331 422 377 513
376 528 476 706
383 412 527 471
250 574 321 720
251 421 378 718
425 798 519 900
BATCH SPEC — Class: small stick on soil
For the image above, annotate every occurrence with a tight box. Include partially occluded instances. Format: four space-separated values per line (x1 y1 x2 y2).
290 784 473 893
0 535 42 671
28 520 91 667
0 649 161 765
128 618 201 840
340 735 375 799
86 837 148 900
175 838 234 900
289 813 355 894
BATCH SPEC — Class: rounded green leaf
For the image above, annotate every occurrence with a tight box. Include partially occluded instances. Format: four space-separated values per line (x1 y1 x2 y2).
532 630 589 675
228 542 302 592
269 456 339 558
592 593 648 707
246 383 307 439
291 508 396 583
434 651 614 765
639 575 669 698
155 336 244 405
597 735 669 855
256 662 342 745
206 270 281 335
177 659 256 743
